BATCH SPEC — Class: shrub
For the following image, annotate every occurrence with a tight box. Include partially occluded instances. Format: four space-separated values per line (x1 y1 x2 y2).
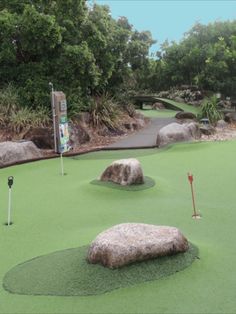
89 94 121 129
198 96 222 124
9 107 51 133
30 106 51 127
122 103 136 117
0 84 19 126
0 85 51 132
9 108 34 133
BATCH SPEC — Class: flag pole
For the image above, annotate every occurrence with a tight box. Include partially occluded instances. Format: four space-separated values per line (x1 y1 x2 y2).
187 173 201 219
7 176 14 226
60 153 64 176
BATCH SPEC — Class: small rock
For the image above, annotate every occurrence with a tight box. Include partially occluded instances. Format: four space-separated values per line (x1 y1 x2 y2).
123 123 133 130
200 126 216 135
175 112 197 120
100 158 144 186
174 96 185 103
216 120 228 129
224 112 236 123
87 223 189 268
152 102 165 110
135 118 146 128
98 127 124 137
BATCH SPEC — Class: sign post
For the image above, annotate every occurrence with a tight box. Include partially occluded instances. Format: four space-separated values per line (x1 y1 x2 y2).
49 85 70 174
49 83 57 152
7 176 14 226
187 173 201 219
60 153 64 176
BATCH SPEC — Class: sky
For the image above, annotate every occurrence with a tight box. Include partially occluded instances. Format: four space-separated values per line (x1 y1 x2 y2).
96 0 236 53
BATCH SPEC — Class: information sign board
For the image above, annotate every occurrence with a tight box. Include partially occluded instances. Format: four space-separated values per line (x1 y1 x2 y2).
51 91 70 153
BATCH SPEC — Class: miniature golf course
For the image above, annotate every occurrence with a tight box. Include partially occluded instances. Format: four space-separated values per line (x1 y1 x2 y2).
156 98 199 114
1 140 236 313
137 98 200 118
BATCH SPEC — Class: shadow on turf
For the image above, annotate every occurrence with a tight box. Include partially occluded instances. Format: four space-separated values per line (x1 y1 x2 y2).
3 244 198 297
90 176 156 191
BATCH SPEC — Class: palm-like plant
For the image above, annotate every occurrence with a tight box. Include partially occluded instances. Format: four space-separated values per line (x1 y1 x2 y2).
198 96 222 124
89 94 121 129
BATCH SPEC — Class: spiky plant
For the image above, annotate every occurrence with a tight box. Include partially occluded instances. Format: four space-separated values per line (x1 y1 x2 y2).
198 96 222 124
89 94 121 129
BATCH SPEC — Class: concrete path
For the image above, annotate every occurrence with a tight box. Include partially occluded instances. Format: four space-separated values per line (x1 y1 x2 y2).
106 117 176 149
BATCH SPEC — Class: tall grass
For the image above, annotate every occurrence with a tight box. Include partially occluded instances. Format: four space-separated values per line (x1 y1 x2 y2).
198 96 222 124
89 94 121 129
0 85 51 132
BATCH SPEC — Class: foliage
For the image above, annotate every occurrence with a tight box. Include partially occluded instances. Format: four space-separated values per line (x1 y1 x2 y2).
147 21 236 96
0 84 18 120
113 90 137 117
89 94 121 129
0 85 50 131
0 1 235 115
0 1 155 112
198 96 222 124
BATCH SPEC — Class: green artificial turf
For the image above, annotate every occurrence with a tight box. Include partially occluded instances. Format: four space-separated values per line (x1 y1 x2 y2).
90 176 155 191
156 98 200 114
1 140 236 313
136 109 178 118
137 98 199 117
3 244 198 296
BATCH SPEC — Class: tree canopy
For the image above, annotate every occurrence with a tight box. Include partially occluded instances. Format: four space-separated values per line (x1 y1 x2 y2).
0 0 235 113
145 20 236 96
0 0 154 109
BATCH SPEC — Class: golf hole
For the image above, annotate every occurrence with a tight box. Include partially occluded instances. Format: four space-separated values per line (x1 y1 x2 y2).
4 222 13 226
192 214 201 220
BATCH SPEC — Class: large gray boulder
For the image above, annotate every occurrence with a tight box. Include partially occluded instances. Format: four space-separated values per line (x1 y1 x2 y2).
0 141 42 167
100 158 144 186
87 223 189 268
156 122 200 147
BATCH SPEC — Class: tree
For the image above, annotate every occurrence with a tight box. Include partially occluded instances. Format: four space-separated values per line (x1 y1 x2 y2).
0 1 156 110
154 20 236 96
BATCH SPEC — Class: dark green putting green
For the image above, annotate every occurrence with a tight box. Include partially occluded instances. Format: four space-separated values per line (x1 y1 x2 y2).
3 244 198 296
90 176 155 191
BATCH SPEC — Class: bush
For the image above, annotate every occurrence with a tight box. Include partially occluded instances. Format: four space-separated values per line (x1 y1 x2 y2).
198 96 222 124
0 85 51 132
9 107 51 133
113 90 137 118
89 94 121 129
0 84 19 126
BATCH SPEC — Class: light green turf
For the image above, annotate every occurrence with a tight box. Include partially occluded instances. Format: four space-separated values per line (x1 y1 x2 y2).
1 141 236 313
156 98 199 114
137 98 199 117
3 244 198 296
136 109 178 118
